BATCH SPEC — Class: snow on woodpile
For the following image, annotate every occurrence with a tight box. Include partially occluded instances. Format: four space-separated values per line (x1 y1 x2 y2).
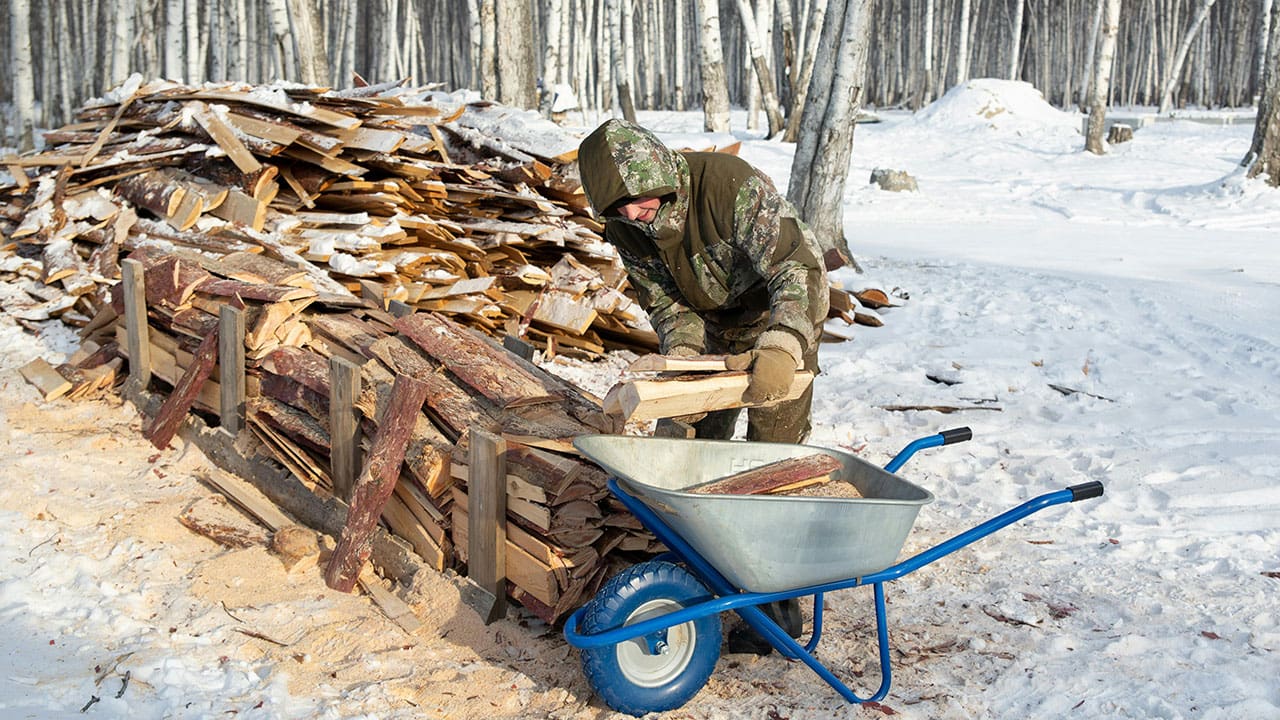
0 75 655 360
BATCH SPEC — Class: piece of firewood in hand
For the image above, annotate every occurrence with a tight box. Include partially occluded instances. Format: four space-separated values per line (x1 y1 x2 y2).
686 453 846 496
627 353 729 373
603 370 813 422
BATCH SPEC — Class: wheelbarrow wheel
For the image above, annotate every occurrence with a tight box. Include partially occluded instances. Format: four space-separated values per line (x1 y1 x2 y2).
579 560 720 716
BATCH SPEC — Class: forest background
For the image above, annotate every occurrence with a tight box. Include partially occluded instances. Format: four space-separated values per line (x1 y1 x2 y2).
8 0 1280 272
2 0 1278 138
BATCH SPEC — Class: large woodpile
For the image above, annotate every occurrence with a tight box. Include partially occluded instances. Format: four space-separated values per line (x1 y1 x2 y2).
1 78 881 624
0 78 672 623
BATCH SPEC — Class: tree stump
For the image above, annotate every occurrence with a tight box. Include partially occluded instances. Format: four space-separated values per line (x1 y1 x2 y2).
1107 124 1134 144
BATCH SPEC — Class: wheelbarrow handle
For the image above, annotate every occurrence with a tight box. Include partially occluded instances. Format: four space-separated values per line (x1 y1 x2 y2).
1068 480 1105 501
884 426 972 473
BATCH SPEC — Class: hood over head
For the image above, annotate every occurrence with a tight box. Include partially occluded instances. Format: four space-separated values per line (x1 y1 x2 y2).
577 119 683 218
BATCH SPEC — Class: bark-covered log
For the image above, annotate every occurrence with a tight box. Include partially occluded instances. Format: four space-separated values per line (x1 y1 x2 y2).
325 373 431 593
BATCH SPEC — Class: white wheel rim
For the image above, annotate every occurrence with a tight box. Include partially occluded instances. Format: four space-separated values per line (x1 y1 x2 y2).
615 599 697 688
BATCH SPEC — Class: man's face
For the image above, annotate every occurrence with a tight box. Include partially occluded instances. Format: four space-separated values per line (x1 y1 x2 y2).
617 197 661 223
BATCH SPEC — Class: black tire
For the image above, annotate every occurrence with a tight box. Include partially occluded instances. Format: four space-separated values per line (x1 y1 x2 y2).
579 560 721 716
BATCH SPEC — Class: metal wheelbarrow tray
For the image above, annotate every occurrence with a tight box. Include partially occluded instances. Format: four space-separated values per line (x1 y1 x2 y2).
563 428 1105 717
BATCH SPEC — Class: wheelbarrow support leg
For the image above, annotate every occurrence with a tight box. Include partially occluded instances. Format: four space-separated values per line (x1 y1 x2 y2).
752 583 893 703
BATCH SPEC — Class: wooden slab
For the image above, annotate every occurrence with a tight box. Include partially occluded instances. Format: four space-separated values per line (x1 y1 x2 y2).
687 454 845 495
19 357 73 400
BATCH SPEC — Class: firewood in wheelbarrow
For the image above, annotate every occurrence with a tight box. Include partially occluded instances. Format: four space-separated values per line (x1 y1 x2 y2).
686 453 853 496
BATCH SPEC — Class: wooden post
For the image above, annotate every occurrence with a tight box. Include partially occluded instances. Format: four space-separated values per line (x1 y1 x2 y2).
218 305 246 436
121 258 151 392
468 429 508 623
328 355 362 501
325 373 430 593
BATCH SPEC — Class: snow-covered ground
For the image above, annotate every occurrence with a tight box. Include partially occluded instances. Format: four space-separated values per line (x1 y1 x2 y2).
2 79 1278 718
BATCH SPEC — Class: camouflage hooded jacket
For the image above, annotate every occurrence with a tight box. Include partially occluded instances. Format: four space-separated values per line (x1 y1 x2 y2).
577 119 829 362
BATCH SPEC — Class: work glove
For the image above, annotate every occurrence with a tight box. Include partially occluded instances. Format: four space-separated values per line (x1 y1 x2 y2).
724 347 798 403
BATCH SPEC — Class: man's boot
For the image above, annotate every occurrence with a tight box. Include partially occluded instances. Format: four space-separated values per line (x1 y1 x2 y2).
727 598 803 655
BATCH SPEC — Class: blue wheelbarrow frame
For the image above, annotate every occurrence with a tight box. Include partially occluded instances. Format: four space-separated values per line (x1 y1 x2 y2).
563 428 1104 710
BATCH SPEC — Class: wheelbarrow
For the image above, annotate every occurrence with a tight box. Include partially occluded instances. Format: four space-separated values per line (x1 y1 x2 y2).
562 428 1104 716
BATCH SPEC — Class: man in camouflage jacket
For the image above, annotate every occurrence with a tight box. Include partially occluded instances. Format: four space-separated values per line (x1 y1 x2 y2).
578 119 830 445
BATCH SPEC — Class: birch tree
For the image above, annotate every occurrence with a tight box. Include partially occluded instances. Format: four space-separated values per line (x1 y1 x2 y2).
922 0 936 104
608 0 638 120
1085 0 1121 155
695 0 732 132
674 0 687 109
480 0 497 98
1158 0 1219 113
955 0 973 83
164 0 184 79
1257 0 1275 103
228 0 248 81
495 0 538 107
185 0 200 83
289 0 330 86
788 0 873 271
110 0 134 86
1246 0 1280 184
784 0 828 141
541 0 564 112
266 0 297 80
1009 0 1026 79
9 0 37 152
734 0 785 136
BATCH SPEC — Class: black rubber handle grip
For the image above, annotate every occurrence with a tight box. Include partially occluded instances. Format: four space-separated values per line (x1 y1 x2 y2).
939 427 973 445
1068 481 1105 501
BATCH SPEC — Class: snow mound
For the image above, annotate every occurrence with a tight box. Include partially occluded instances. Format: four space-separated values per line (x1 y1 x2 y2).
915 79 1080 133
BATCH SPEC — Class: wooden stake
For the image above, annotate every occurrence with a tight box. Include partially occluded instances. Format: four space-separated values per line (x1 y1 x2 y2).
325 373 430 593
121 259 151 392
218 305 246 436
468 430 508 623
328 355 362 501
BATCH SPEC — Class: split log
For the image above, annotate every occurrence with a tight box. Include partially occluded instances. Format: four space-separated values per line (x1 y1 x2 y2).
603 370 815 422
19 357 73 400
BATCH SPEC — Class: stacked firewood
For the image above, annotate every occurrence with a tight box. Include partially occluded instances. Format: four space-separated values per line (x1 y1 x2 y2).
0 76 656 360
94 239 660 622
